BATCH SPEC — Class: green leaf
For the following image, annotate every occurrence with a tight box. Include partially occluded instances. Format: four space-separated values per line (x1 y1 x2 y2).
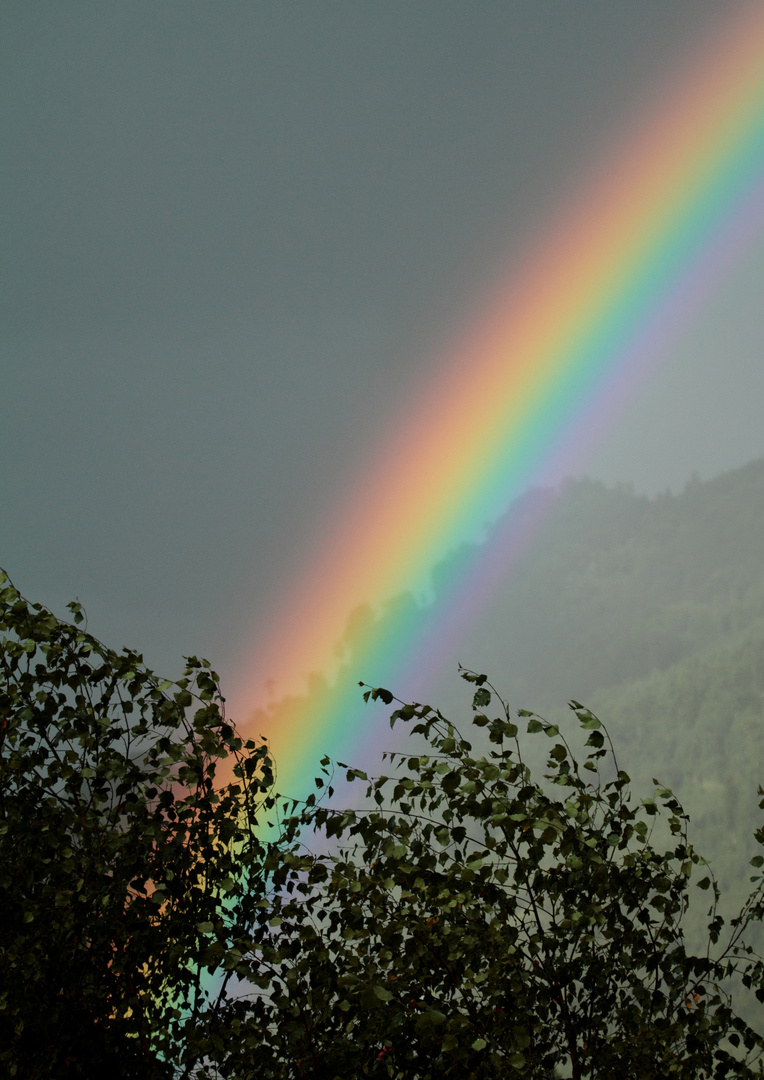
417 1008 447 1028
578 710 601 729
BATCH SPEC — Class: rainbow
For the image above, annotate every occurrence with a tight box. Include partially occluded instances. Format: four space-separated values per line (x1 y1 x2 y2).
231 6 764 799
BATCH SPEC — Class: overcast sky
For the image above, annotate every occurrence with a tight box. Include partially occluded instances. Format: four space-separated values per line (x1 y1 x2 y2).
3 2 763 688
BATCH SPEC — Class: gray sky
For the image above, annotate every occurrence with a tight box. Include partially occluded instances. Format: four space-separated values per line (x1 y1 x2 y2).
3 2 763 689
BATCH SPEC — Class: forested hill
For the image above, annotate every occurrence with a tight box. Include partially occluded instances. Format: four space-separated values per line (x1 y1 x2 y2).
458 455 764 713
453 455 764 902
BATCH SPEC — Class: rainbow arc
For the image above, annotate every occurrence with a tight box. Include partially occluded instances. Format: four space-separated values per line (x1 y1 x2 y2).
231 6 764 798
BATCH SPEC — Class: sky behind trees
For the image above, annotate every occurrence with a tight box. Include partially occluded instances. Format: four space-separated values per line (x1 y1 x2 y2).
3 2 763 689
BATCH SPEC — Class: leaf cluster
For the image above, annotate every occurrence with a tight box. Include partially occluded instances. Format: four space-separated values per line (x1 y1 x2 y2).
0 571 278 1077
211 676 764 1079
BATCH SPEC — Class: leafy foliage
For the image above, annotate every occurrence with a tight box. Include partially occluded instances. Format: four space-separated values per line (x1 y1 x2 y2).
0 571 277 1077
217 678 764 1079
4 569 764 1078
